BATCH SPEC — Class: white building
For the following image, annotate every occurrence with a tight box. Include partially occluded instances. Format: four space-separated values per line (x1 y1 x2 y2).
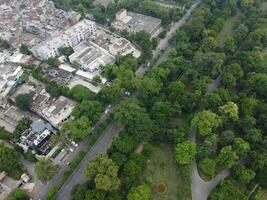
0 64 24 100
33 19 97 60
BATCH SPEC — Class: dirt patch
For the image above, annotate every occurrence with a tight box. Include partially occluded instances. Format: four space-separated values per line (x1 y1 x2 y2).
135 143 144 154
156 183 167 194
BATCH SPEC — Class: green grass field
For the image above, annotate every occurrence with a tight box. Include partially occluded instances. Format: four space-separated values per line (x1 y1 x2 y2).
140 143 190 200
216 13 241 46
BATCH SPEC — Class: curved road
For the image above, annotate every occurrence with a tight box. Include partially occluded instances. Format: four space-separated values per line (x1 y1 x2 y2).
190 76 231 200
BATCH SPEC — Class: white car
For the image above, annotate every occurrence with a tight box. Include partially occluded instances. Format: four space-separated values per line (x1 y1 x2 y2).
69 148 74 153
71 141 78 147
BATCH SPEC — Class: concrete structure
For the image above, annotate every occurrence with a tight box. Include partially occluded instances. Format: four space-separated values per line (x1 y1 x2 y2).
0 171 21 200
0 63 24 100
112 9 162 37
20 119 57 155
33 20 97 60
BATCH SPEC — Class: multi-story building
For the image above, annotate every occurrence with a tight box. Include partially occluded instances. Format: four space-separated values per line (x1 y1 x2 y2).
32 19 97 60
0 64 24 100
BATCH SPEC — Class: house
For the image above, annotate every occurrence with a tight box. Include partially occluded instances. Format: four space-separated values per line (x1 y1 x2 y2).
20 119 57 155
31 87 75 128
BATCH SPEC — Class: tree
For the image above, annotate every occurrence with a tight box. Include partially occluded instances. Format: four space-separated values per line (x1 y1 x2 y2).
1 40 10 49
232 137 250 158
191 110 221 137
35 159 58 182
73 100 103 123
93 75 102 84
175 141 196 165
199 158 216 176
61 116 91 142
59 46 74 56
127 185 151 200
223 37 237 54
7 189 30 200
219 102 239 121
217 146 238 168
85 189 106 200
69 85 95 102
19 44 31 55
210 180 247 200
15 94 32 111
150 101 174 122
47 57 60 68
0 145 22 179
233 165 256 184
219 130 235 146
83 154 120 191
13 118 32 140
256 166 267 188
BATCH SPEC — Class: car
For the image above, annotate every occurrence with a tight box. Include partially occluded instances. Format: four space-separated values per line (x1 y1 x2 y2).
107 104 112 109
104 109 109 114
71 141 78 147
69 148 74 153
125 91 131 96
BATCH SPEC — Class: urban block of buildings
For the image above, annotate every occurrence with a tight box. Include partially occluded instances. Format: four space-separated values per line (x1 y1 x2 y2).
32 19 96 60
112 9 162 37
0 0 81 48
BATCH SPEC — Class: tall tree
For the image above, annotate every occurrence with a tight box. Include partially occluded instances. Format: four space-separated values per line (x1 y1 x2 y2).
84 154 120 191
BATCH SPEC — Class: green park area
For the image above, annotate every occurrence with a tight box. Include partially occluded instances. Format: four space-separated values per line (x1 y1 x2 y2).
140 143 190 200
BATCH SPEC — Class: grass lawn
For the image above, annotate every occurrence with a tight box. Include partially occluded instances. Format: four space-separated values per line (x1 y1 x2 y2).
140 143 190 200
216 13 241 46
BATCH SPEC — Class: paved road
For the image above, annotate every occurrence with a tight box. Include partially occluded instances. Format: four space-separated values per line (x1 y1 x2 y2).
55 123 123 200
33 111 111 200
34 3 201 199
190 77 232 200
136 1 201 76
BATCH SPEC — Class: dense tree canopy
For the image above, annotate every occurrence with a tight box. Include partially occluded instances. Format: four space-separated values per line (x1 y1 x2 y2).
83 154 120 191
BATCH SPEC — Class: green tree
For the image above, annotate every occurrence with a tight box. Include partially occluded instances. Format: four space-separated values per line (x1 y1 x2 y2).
93 75 102 84
61 116 91 142
19 44 31 55
191 110 221 137
47 57 60 68
59 46 74 56
0 145 22 179
127 185 151 200
232 137 250 158
219 102 239 121
199 158 216 176
151 101 174 122
175 141 196 165
73 100 103 123
233 165 256 184
35 159 58 182
83 154 120 191
1 40 10 49
210 180 247 200
13 118 32 140
15 94 32 111
7 189 30 200
217 146 238 168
